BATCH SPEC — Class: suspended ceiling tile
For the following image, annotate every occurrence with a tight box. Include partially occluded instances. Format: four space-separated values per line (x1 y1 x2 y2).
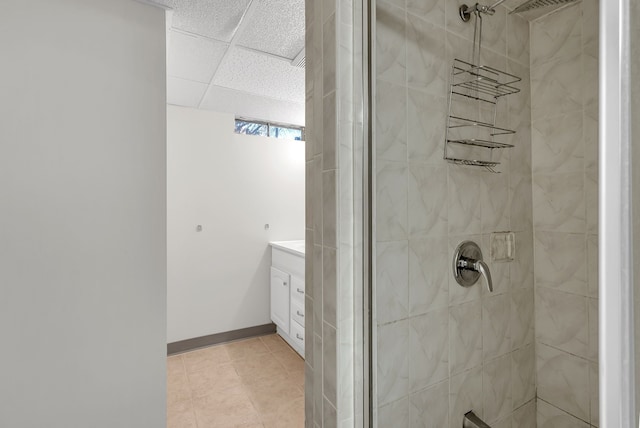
235 0 305 60
167 31 227 83
154 0 252 42
167 76 209 107
200 85 305 125
212 47 305 103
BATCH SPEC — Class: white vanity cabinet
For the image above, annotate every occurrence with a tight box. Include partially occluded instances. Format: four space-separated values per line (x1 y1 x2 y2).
270 241 305 357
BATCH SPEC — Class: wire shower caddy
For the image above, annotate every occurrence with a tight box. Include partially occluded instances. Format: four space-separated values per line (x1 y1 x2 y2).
444 5 521 172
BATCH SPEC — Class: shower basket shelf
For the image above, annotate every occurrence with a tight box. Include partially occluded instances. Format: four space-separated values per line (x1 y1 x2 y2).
444 3 523 173
447 138 514 149
448 116 516 136
444 0 575 172
451 59 521 102
445 58 521 173
446 158 500 169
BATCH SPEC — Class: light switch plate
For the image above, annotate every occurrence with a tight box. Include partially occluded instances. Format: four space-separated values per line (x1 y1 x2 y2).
490 232 515 262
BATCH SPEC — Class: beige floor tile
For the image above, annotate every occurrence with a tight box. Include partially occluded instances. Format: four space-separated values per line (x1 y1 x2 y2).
260 334 293 353
232 353 289 384
167 355 186 378
188 362 242 399
286 366 305 391
226 337 271 360
168 369 191 405
168 337 305 428
167 399 197 428
182 345 231 374
261 395 305 428
244 373 303 415
272 349 305 373
193 384 262 427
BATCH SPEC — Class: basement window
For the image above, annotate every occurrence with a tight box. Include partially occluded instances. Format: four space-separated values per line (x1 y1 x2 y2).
235 118 304 141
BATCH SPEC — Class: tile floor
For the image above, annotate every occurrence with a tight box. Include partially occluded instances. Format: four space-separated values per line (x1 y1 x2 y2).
167 334 305 428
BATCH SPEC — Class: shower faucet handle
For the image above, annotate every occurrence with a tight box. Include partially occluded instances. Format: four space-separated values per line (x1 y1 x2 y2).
474 259 493 293
463 411 492 428
453 241 493 293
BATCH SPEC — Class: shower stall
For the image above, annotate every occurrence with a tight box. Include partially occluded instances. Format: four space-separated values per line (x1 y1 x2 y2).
369 0 640 425
372 0 596 426
303 0 639 426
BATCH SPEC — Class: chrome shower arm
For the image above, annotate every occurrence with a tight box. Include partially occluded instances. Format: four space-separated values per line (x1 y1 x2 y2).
460 0 508 19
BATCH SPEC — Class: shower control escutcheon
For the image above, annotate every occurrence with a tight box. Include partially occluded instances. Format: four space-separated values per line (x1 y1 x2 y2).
453 241 493 292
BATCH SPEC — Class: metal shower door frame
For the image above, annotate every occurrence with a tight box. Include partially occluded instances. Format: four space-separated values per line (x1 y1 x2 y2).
600 0 636 427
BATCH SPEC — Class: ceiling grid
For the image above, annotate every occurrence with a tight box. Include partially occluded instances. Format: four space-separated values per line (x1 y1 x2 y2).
151 0 305 124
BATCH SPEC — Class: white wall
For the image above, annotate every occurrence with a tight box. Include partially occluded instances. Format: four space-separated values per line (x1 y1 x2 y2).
167 106 305 343
0 1 167 427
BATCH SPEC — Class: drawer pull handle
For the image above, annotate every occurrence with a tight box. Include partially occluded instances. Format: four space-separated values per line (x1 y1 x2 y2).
296 310 305 318
283 281 288 286
296 288 304 294
296 333 304 341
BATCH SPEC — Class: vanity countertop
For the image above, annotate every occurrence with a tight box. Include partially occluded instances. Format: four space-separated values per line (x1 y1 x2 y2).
270 240 305 257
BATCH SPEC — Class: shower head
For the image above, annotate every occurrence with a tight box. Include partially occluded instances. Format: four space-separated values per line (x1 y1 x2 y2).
510 0 579 14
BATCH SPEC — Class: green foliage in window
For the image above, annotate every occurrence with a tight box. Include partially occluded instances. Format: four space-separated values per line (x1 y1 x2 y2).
235 119 304 141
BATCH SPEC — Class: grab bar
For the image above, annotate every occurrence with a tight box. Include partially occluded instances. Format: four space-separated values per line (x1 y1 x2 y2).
463 411 491 428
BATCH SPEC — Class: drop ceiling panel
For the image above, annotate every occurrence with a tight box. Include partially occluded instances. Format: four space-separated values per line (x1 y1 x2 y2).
200 85 305 125
235 0 305 60
167 76 208 107
212 47 304 103
153 0 252 41
168 31 227 83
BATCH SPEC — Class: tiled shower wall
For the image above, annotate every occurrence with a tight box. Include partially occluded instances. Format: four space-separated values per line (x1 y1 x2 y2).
529 1 600 427
305 0 362 426
373 2 535 427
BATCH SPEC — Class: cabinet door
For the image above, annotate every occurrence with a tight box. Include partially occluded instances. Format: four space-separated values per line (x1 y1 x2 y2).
270 267 290 334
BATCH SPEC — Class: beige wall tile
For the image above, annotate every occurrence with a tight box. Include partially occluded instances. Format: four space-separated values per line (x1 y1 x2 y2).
483 294 512 361
536 398 589 428
512 344 536 409
450 300 483 375
536 344 589 421
376 1 406 85
377 319 410 405
512 399 537 428
409 308 449 392
534 231 587 295
535 287 589 357
483 354 513 423
409 380 449 427
376 240 410 324
449 366 483 428
408 236 449 315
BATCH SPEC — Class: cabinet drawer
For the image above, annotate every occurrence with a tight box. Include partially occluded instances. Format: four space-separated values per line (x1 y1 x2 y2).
291 299 305 327
272 249 305 278
291 276 305 303
290 320 305 351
